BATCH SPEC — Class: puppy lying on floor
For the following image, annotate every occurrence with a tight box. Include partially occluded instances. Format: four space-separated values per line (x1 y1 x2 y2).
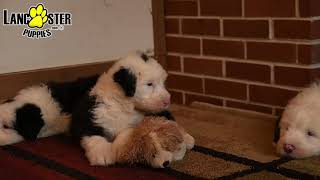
0 51 179 167
70 52 172 166
0 52 170 146
274 83 320 158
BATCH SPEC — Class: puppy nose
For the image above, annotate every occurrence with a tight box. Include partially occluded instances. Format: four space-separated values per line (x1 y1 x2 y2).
162 161 170 167
283 144 296 154
163 98 171 107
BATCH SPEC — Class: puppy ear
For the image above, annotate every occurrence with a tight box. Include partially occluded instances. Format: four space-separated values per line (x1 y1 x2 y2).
140 53 149 62
113 67 136 97
136 50 150 62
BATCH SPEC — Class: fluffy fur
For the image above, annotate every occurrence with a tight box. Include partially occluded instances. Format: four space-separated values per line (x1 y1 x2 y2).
112 116 195 168
0 76 99 145
70 52 171 166
0 51 174 167
275 82 320 158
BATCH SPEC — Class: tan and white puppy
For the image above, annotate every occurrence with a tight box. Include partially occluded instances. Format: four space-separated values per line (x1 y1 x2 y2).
113 116 195 168
275 83 320 158
70 52 171 166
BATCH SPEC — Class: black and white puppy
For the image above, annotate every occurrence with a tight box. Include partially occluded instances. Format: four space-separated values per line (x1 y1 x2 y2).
70 52 171 166
0 75 99 145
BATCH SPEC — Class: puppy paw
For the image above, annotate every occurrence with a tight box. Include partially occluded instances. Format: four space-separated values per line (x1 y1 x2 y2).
86 148 114 166
81 136 115 166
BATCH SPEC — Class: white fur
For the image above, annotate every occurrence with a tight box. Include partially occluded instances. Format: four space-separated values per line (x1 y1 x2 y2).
81 136 114 166
0 85 70 145
0 129 23 145
92 97 144 136
276 82 320 158
83 52 170 166
91 53 170 114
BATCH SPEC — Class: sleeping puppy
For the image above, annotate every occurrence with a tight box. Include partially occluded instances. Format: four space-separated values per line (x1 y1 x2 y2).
275 83 320 158
70 52 171 166
0 75 99 145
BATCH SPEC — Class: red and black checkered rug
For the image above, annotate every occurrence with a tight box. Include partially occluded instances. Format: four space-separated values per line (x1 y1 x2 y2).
0 135 194 180
1 105 320 179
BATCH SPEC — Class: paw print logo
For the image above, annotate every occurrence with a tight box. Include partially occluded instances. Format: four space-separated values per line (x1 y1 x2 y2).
28 4 48 28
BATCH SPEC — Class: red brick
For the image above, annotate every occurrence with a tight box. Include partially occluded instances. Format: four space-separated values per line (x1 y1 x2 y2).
298 44 320 64
312 20 320 39
249 85 298 106
274 20 309 39
169 90 183 104
184 58 222 76
182 18 220 36
205 79 247 100
226 62 271 83
245 0 295 17
167 55 181 71
247 42 296 63
224 20 269 38
274 66 320 87
299 0 320 17
203 39 244 58
226 100 273 114
274 20 320 40
164 0 198 16
185 93 223 106
200 0 242 16
165 18 179 34
166 36 200 54
168 74 203 93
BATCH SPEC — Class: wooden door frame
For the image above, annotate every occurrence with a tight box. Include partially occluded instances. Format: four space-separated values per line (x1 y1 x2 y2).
152 0 167 68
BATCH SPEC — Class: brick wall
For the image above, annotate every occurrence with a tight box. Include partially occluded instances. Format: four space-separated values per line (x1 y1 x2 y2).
164 0 320 115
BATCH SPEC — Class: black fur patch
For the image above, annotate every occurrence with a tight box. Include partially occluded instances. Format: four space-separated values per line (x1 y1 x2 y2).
14 103 45 140
113 68 136 97
146 110 175 121
47 75 99 113
70 93 114 142
140 53 149 62
273 115 281 143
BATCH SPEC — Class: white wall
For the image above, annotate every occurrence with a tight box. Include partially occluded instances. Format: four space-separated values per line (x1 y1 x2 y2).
0 0 153 74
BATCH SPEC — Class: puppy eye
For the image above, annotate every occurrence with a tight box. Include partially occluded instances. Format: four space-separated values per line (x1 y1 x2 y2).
152 154 156 158
147 82 153 87
307 131 315 137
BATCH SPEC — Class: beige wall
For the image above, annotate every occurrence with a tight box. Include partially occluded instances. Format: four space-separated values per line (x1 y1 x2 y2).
0 0 153 74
